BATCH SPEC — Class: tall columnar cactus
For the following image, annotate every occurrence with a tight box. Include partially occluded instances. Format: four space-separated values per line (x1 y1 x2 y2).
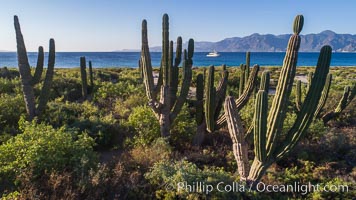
140 14 194 137
295 73 332 116
298 71 354 123
193 65 229 145
89 61 94 90
307 71 313 92
245 52 250 85
245 71 271 139
216 64 259 128
295 80 302 111
32 46 44 85
322 84 355 123
14 15 55 120
238 52 251 97
239 64 246 97
224 15 332 184
80 57 88 99
259 71 270 92
313 73 332 117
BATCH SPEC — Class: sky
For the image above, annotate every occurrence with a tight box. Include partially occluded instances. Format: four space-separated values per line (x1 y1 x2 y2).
1 0 356 52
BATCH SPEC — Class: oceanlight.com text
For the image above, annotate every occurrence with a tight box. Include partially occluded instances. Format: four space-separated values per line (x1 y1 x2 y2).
174 181 349 195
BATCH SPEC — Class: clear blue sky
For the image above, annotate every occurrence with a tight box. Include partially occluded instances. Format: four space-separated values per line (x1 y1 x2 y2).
1 0 355 52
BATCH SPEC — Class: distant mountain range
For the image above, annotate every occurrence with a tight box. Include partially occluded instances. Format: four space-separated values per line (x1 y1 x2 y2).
149 30 356 52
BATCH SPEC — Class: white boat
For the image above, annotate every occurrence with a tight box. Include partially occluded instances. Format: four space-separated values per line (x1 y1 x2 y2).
206 50 220 57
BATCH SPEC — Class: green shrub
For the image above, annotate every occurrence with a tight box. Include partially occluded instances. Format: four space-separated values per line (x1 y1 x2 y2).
0 93 26 140
126 105 160 146
94 82 143 102
0 118 97 191
0 77 21 94
170 104 196 146
113 93 147 118
145 159 240 199
42 100 118 147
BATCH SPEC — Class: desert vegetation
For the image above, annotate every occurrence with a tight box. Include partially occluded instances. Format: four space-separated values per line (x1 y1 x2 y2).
0 14 355 199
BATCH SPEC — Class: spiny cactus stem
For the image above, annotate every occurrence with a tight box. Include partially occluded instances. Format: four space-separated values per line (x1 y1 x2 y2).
295 80 302 112
314 73 332 118
276 45 331 159
89 61 94 89
32 46 44 85
224 96 250 181
265 33 301 156
80 56 88 99
14 15 37 120
216 65 259 128
37 39 55 114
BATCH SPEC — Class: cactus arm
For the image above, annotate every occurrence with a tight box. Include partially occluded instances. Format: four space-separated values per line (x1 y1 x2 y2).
141 19 157 102
247 90 269 183
159 85 171 137
245 52 250 87
37 39 55 114
335 86 352 113
14 15 36 120
246 52 250 68
239 64 245 97
195 74 204 125
224 96 250 181
322 84 355 123
216 64 259 128
276 45 331 159
265 15 303 157
307 72 313 92
89 61 94 89
235 65 260 109
259 71 270 92
205 66 216 132
80 57 88 99
169 37 182 108
214 68 229 120
245 71 270 141
32 46 44 85
254 90 268 162
192 73 206 146
314 73 332 118
295 80 302 112
174 37 182 68
347 84 356 104
170 41 194 121
162 14 169 86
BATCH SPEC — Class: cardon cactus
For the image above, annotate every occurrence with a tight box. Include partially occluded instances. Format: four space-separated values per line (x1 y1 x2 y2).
238 52 251 97
89 61 94 90
295 80 302 111
193 65 229 145
80 57 88 99
298 70 354 123
224 15 332 185
14 15 55 120
321 84 355 123
245 71 270 139
140 14 194 137
313 73 332 117
216 64 260 128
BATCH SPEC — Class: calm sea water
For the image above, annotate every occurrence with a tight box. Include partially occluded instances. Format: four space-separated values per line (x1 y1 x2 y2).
1 52 355 68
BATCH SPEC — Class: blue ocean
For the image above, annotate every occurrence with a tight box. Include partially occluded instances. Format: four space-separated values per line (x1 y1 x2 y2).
0 52 355 68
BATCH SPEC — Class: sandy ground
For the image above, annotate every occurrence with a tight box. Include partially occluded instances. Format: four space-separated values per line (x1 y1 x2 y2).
295 75 308 83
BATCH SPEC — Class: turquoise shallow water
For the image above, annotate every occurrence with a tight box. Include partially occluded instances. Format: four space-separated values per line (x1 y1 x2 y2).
1 52 355 68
